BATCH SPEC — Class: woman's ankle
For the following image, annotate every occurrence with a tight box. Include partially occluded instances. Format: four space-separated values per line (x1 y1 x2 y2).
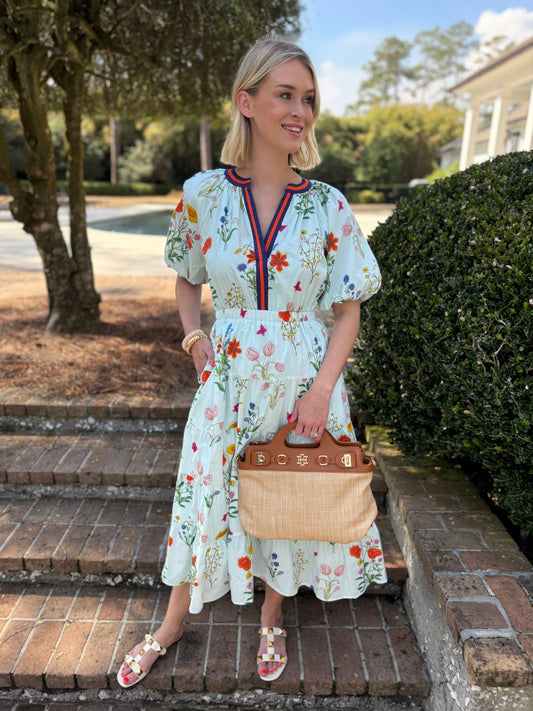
260 603 284 628
152 623 184 648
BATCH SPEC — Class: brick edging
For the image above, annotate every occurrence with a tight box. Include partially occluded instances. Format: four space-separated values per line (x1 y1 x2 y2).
0 388 196 421
366 426 533 692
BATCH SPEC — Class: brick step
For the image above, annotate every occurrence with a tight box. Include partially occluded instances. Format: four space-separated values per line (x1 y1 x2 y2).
0 492 405 589
0 431 388 496
0 389 196 425
0 581 429 699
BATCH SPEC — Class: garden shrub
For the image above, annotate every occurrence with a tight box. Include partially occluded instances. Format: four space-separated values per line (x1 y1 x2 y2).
358 189 386 204
349 152 533 535
79 181 175 196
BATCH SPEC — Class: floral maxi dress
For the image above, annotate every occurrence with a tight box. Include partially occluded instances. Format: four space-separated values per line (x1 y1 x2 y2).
162 168 387 613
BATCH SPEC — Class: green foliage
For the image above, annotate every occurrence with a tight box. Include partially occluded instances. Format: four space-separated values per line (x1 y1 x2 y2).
304 141 357 191
60 181 174 196
358 36 414 107
303 113 361 189
412 22 478 100
117 117 228 186
356 103 462 185
83 0 302 118
425 160 460 183
355 21 481 108
349 152 533 535
357 189 385 204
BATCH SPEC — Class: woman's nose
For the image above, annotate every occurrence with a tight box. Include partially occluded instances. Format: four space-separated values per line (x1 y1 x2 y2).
291 100 305 117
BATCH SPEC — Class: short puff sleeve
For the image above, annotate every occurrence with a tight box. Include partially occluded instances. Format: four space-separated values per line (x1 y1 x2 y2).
164 177 208 284
317 190 381 311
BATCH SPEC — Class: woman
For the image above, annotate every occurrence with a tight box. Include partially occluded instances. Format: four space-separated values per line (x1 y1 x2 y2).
117 37 386 688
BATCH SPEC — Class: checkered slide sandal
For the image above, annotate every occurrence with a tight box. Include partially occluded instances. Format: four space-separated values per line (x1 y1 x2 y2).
117 633 167 688
257 626 287 682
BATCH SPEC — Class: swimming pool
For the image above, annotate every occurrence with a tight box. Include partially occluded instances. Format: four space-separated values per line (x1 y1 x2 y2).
89 209 172 235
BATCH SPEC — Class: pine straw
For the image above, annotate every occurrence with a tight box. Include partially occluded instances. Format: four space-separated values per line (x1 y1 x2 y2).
0 267 198 398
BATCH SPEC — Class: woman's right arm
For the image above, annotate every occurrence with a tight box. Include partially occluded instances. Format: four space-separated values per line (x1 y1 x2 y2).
175 276 214 377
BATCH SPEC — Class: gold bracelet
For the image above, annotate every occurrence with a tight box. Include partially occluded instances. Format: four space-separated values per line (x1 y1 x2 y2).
182 329 208 355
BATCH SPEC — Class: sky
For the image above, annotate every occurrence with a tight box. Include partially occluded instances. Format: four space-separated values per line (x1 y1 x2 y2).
297 2 533 114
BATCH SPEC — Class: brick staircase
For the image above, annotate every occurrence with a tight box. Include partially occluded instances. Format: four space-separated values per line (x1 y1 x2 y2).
0 391 430 709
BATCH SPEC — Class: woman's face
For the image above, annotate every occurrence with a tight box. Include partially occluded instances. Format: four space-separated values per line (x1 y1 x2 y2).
238 59 315 159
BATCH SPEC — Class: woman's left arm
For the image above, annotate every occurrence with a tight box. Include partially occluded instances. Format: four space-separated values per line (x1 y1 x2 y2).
290 300 360 439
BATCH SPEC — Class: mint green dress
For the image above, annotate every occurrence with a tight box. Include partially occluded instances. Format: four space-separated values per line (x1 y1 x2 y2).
162 168 387 613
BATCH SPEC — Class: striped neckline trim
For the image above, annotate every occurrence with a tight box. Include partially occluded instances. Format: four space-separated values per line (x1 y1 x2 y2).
225 168 311 193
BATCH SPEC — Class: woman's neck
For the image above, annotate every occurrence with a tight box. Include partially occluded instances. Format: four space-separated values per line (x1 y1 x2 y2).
239 154 298 191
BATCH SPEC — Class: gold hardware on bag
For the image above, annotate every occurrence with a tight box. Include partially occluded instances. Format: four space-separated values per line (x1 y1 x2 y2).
276 454 288 465
317 454 329 466
254 452 267 465
297 454 309 466
340 453 352 468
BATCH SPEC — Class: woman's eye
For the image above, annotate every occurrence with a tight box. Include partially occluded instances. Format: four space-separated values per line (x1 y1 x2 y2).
304 96 314 105
280 92 291 100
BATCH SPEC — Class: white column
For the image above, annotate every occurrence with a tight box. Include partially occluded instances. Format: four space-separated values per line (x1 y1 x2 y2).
459 101 480 171
488 91 511 157
523 84 533 151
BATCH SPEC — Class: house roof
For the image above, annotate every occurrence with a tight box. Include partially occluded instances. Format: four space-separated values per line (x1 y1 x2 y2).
451 35 533 98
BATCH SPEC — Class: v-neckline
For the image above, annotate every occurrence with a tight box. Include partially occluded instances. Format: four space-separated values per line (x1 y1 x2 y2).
225 168 311 309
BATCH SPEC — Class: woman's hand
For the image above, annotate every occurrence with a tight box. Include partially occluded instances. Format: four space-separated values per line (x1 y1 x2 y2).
190 336 215 379
290 386 330 440
290 301 361 440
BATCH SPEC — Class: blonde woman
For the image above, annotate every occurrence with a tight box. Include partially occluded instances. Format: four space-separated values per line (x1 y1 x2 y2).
117 37 385 688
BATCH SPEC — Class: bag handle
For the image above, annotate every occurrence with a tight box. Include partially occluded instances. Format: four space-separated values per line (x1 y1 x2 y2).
271 421 369 467
273 421 362 448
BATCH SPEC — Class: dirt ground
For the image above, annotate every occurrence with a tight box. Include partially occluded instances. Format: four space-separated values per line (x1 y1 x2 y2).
0 264 200 398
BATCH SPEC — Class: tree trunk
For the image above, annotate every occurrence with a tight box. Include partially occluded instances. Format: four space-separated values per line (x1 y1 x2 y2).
200 119 212 171
109 117 120 184
6 51 100 333
60 62 101 327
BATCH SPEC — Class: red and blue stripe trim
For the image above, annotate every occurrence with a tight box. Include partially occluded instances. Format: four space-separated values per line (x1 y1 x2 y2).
225 168 310 310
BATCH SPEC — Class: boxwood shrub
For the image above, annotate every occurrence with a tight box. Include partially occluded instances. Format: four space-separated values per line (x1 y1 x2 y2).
349 152 532 536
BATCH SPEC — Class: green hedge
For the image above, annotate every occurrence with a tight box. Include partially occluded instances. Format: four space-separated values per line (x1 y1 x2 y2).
57 181 178 196
349 152 533 535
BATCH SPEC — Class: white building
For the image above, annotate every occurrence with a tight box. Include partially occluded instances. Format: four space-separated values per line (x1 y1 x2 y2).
447 36 533 170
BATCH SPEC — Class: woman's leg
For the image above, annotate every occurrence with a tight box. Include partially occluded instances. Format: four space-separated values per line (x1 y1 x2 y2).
258 583 286 677
119 583 190 683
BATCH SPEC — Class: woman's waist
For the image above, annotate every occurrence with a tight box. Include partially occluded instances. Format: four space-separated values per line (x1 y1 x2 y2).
214 307 317 324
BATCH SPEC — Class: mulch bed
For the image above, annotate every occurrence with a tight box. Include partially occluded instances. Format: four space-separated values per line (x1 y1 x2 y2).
0 266 198 398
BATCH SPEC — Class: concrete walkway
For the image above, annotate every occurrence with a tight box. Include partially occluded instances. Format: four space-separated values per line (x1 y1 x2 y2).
0 201 394 277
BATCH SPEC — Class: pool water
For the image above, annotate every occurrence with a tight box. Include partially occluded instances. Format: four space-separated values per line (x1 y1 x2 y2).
89 209 172 235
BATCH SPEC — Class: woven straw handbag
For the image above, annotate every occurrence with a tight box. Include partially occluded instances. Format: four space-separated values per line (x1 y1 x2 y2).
238 422 377 543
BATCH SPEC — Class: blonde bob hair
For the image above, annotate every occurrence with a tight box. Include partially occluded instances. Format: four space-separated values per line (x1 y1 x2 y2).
220 37 321 170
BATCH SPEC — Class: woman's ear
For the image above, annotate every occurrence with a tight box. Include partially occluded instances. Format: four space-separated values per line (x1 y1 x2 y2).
236 90 253 118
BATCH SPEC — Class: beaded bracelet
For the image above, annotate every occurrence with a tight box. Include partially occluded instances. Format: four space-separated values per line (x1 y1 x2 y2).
181 329 208 355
